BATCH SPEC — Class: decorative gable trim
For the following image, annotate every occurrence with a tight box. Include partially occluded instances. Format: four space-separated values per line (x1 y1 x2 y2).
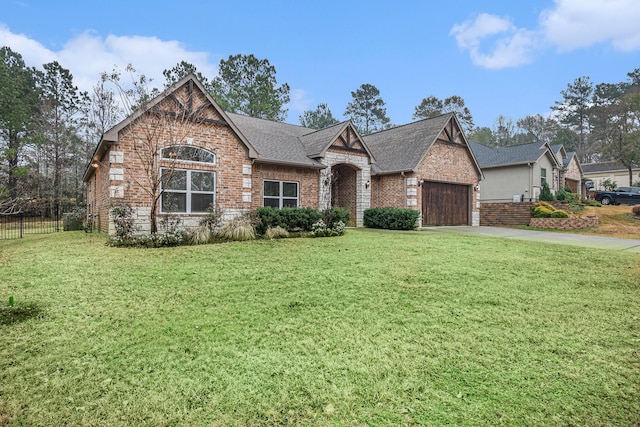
437 117 464 145
331 126 367 153
83 74 260 182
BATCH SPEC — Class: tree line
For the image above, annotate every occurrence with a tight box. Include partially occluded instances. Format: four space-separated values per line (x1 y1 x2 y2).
2 45 639 212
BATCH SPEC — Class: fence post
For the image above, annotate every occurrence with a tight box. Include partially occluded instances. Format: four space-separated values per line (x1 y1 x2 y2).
19 213 24 239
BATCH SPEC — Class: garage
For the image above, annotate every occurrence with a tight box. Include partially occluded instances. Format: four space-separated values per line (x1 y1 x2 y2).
565 178 579 193
422 181 470 226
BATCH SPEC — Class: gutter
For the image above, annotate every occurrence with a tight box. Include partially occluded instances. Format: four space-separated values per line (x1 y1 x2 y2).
253 158 326 169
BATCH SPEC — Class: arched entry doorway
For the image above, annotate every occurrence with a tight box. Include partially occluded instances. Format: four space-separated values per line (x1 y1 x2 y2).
331 163 358 226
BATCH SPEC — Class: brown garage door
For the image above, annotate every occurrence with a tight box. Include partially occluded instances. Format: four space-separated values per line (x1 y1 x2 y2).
565 178 578 193
422 181 469 226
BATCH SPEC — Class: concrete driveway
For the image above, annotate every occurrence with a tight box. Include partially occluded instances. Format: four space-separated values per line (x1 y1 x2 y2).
422 226 640 253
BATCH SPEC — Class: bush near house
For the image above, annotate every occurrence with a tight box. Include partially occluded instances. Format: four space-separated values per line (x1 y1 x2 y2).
254 206 349 236
531 202 569 218
363 207 420 230
255 207 321 235
539 182 554 201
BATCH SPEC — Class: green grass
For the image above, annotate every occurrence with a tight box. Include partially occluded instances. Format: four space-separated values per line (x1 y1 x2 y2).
1 229 638 426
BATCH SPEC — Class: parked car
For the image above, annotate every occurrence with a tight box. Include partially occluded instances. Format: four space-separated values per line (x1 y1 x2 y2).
593 186 640 205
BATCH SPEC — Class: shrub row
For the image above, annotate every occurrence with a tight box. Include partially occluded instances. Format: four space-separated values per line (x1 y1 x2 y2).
254 206 349 235
363 208 420 230
107 205 351 247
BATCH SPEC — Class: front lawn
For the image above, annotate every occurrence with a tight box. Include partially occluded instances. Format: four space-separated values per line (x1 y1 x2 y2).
1 230 638 426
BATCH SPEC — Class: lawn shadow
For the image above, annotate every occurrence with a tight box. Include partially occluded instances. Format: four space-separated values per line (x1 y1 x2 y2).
0 303 46 326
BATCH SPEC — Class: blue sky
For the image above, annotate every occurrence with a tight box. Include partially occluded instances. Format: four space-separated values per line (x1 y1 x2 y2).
1 0 639 130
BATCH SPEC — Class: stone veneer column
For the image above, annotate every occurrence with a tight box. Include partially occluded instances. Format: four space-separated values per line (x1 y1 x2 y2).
322 152 371 227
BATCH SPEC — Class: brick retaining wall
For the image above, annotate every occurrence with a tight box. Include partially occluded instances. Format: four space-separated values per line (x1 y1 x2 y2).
529 216 600 230
480 202 536 226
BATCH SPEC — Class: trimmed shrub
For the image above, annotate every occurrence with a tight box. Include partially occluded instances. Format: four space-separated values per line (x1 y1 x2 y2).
532 205 554 218
531 202 569 218
255 207 321 235
322 206 350 228
537 201 555 210
550 209 569 218
363 208 420 230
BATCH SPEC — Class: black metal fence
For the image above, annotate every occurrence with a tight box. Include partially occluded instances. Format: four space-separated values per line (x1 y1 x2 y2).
0 204 62 240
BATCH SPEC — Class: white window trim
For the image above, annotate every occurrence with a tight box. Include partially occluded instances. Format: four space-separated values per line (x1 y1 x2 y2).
263 180 299 208
161 146 216 166
161 168 216 214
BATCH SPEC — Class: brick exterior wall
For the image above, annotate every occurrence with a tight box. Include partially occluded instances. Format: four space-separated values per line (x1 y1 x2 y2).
86 84 252 234
373 138 481 226
371 174 405 208
251 163 320 209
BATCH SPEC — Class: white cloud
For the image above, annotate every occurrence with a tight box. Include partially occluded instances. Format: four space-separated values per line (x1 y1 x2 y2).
539 0 640 52
288 88 311 119
452 0 640 69
450 14 538 69
0 24 220 94
0 23 56 64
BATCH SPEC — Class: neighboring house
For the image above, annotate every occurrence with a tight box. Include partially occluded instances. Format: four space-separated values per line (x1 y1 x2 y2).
582 162 640 190
468 141 574 202
84 74 482 234
551 144 583 196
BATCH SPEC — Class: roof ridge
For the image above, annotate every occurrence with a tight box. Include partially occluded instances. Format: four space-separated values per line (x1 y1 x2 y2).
300 120 348 137
366 112 454 137
226 111 311 130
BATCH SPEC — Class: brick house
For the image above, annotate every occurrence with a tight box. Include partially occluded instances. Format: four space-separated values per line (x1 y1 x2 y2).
84 75 482 234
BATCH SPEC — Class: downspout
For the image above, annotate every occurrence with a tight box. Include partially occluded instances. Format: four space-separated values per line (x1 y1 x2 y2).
528 163 533 202
401 171 407 207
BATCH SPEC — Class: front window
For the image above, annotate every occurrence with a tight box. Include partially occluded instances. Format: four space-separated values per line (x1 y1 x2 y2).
161 168 215 213
541 168 547 186
263 180 298 208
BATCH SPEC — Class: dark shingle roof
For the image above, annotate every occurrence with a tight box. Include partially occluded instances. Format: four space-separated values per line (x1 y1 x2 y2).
226 112 324 167
563 151 575 169
581 161 637 173
468 141 551 168
364 114 453 173
299 121 350 158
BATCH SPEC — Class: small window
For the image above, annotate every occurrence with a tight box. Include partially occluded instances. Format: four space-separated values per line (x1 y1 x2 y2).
161 168 215 213
541 168 547 186
263 180 299 208
162 146 215 164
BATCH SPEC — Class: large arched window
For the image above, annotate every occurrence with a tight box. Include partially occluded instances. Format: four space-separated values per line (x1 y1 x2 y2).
162 146 215 164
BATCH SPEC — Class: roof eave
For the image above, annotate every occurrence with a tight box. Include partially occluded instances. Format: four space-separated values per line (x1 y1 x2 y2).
254 158 326 169
82 139 117 182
